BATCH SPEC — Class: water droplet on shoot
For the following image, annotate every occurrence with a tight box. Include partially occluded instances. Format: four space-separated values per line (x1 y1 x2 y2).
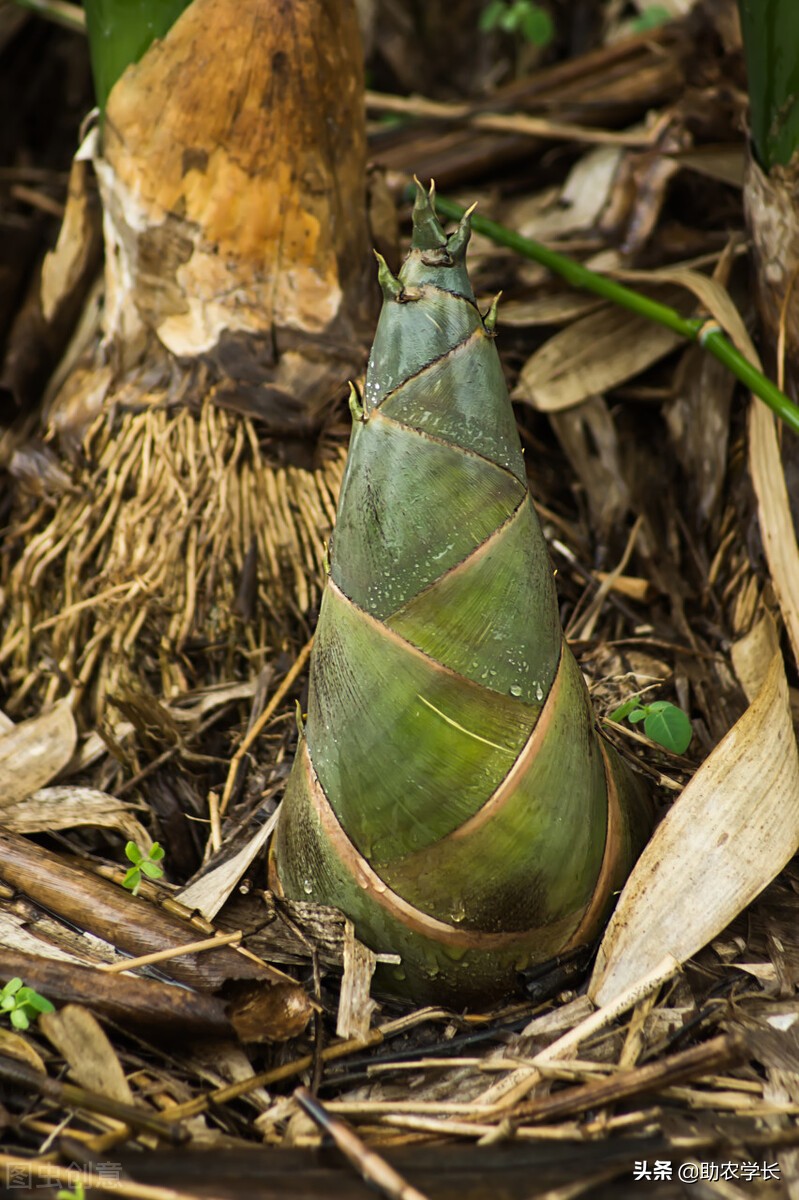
442 943 468 962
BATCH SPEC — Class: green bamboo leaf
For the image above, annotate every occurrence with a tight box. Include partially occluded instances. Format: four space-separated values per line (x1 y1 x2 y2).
84 0 193 113
124 841 142 865
140 860 164 880
738 0 799 170
10 1008 30 1031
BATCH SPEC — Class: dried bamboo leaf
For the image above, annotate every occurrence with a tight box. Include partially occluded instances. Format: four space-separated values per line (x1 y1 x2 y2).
508 145 623 242
671 146 745 188
512 301 684 413
625 263 799 669
2 785 151 846
40 1004 134 1104
40 147 101 324
749 400 799 668
745 154 799 381
731 614 780 704
613 262 748 323
177 808 279 921
496 293 604 328
590 638 799 1006
0 1028 47 1074
0 700 77 807
548 396 631 538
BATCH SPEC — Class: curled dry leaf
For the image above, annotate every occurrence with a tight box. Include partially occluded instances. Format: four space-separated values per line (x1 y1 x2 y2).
507 144 624 243
40 146 102 325
0 1027 47 1074
224 980 314 1044
749 400 799 668
0 700 76 808
177 807 280 921
730 614 779 705
590 618 799 1006
1 786 151 848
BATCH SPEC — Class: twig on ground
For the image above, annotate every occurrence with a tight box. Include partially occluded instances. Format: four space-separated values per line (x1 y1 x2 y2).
295 1086 431 1200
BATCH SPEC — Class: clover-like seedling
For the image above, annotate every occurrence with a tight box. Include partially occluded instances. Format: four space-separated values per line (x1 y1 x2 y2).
122 840 165 895
610 697 693 755
479 0 554 45
0 977 55 1031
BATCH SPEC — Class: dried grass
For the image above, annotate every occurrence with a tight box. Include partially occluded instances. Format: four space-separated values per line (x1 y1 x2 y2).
0 397 344 724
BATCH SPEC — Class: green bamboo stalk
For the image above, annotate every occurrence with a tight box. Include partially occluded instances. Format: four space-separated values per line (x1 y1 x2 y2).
432 195 799 437
738 0 799 171
83 0 192 112
271 183 652 1004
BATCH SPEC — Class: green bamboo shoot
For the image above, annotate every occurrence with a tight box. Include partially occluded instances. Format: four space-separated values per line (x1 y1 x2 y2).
271 183 652 1004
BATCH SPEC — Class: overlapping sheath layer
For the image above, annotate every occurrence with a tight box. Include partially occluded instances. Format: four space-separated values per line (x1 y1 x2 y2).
272 184 650 1003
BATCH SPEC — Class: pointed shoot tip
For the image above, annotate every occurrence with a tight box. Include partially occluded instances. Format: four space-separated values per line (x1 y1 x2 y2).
347 381 365 422
374 250 404 301
484 291 502 333
446 201 477 262
411 175 447 250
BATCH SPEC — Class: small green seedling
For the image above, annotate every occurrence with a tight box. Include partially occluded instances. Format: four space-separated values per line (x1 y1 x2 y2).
610 697 693 755
0 977 55 1030
57 1184 86 1200
122 840 165 895
629 5 672 34
479 0 554 46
